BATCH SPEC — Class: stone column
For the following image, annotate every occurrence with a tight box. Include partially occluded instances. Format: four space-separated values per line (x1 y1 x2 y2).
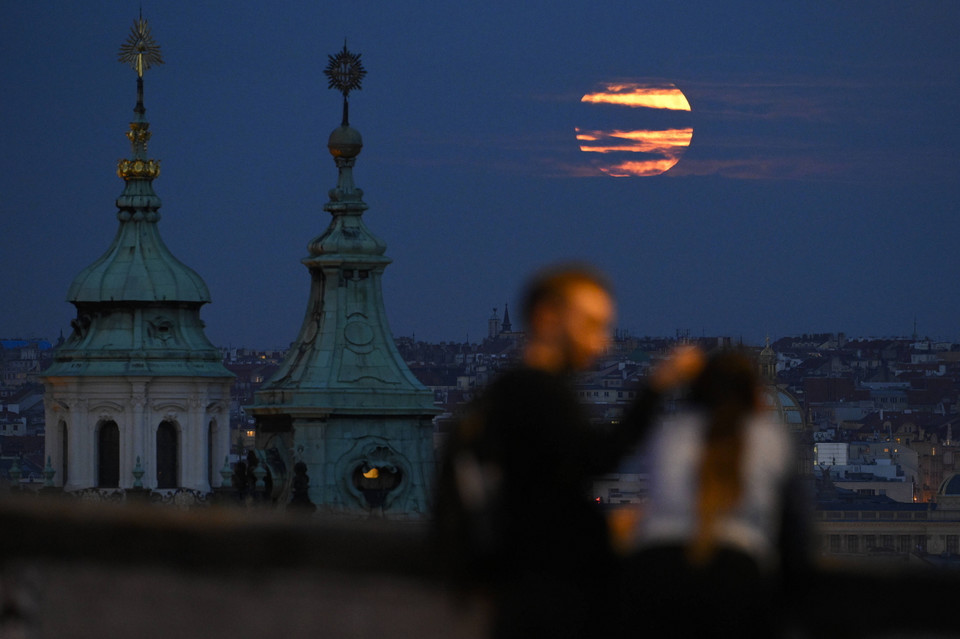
185 391 207 491
42 399 63 487
143 401 156 489
71 396 93 490
130 380 147 489
208 390 230 488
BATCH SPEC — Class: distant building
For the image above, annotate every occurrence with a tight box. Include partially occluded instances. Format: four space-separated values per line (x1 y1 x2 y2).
816 473 960 562
0 339 54 391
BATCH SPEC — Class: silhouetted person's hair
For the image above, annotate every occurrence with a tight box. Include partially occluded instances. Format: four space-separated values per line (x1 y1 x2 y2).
520 263 612 327
687 349 760 563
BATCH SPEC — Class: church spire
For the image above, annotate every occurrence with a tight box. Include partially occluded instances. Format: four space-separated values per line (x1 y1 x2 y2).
66 15 207 305
42 15 232 494
116 14 162 193
501 303 512 333
317 44 369 221
257 42 429 402
251 44 438 518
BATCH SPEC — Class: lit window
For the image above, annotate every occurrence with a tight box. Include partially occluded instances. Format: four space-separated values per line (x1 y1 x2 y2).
246 430 256 438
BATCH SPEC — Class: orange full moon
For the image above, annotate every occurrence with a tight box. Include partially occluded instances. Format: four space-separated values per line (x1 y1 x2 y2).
577 82 693 177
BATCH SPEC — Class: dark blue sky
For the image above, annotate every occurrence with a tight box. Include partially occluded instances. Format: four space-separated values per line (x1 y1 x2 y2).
3 2 959 347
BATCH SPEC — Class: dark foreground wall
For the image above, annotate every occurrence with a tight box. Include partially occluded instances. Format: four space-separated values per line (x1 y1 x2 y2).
12 562 487 639
4 494 960 639
0 495 487 639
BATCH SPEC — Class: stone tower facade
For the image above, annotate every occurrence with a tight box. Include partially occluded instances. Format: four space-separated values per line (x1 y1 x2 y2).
42 17 233 494
759 336 777 382
249 46 438 518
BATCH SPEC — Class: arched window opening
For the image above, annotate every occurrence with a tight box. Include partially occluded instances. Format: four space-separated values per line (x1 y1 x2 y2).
207 419 216 486
60 420 69 486
156 421 178 489
352 464 402 508
97 421 120 488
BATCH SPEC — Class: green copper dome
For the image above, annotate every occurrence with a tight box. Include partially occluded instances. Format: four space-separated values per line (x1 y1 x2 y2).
44 25 227 380
68 81 209 305
67 184 211 304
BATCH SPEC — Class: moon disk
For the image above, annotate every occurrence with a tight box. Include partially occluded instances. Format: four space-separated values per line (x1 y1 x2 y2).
577 82 693 177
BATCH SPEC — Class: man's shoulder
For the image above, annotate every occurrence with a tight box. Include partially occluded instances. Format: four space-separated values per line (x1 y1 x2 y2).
486 366 570 396
492 365 551 383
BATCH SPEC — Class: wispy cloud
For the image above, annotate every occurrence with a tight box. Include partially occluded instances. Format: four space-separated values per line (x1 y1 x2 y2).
641 73 956 182
599 158 687 178
581 83 691 111
573 127 694 177
576 128 694 154
394 73 952 184
669 155 847 181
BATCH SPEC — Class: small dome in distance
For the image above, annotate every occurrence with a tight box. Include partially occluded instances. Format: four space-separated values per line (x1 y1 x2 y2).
938 473 960 496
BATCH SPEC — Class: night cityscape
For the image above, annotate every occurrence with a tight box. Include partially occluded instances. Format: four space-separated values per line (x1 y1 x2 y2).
7 327 960 545
3 2 960 637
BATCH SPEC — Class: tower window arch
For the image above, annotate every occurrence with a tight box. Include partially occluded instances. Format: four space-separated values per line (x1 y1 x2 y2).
156 420 179 489
97 420 120 488
207 418 216 486
59 420 69 486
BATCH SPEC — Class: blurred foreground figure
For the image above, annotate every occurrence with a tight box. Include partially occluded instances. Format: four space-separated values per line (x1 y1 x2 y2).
622 350 809 638
436 263 700 639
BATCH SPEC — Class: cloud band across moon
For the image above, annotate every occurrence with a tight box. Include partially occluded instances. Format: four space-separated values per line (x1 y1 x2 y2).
581 82 692 111
578 82 693 177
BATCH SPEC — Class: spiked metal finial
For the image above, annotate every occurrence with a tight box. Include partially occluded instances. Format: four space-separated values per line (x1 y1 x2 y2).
324 43 366 126
324 43 366 97
118 14 164 77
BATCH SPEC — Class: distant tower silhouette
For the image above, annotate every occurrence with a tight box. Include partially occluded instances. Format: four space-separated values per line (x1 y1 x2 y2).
501 303 512 333
759 336 777 382
42 16 233 493
248 45 438 518
488 307 501 339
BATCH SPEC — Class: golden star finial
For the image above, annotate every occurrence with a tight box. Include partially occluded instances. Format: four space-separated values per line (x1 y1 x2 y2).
118 14 164 78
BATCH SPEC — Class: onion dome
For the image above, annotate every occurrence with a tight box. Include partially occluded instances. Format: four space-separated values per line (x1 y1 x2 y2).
938 474 960 496
68 17 209 305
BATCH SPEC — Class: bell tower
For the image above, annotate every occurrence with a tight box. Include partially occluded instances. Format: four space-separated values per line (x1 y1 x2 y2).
42 15 233 495
249 45 439 518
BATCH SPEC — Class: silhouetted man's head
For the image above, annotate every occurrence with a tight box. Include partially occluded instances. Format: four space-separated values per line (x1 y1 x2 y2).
521 264 615 374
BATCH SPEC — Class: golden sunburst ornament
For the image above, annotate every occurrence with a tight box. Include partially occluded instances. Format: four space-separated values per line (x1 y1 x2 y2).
118 15 164 77
324 44 366 97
